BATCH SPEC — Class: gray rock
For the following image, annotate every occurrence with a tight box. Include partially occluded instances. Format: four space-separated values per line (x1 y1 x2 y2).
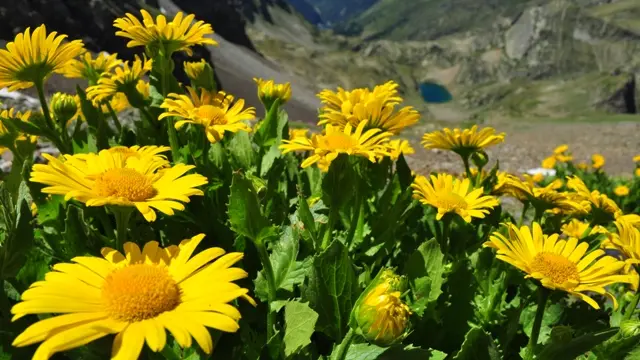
505 6 547 60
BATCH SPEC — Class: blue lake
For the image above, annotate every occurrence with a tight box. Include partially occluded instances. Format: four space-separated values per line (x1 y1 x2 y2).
419 82 453 103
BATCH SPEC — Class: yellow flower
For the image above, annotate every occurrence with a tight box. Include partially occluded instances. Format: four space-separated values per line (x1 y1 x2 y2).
159 87 256 144
495 174 584 213
485 223 637 309
11 235 255 359
554 144 569 154
318 81 419 135
614 185 630 197
86 55 152 104
421 125 505 156
184 59 208 80
0 25 85 91
136 79 151 100
567 176 621 218
556 154 573 163
602 220 640 267
29 148 207 222
561 219 608 239
74 145 171 168
387 139 415 161
279 121 392 169
576 162 589 170
541 156 556 169
62 52 122 82
634 155 640 163
636 168 640 177
592 154 605 170
0 108 37 151
288 128 309 140
254 78 292 107
411 173 500 222
114 10 217 56
50 92 78 124
617 214 640 229
356 283 411 346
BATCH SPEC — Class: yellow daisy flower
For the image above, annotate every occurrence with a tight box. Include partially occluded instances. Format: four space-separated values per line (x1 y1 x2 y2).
356 283 411 346
62 52 122 82
0 25 85 91
636 168 640 177
634 155 640 162
553 144 569 154
73 145 171 168
86 55 152 104
561 219 608 239
592 154 605 170
421 125 505 156
159 87 256 144
541 156 556 169
411 173 500 222
184 59 208 80
288 128 309 140
0 108 37 151
617 214 640 229
254 77 292 106
317 81 419 135
29 149 207 222
614 185 630 197
387 139 415 161
485 223 637 309
601 220 640 265
114 10 218 56
576 162 589 170
567 176 621 218
279 121 392 169
11 235 255 359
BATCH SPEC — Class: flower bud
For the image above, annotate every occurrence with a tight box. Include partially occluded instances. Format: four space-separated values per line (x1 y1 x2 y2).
352 269 410 347
253 78 291 109
471 151 489 169
50 92 78 125
184 59 216 91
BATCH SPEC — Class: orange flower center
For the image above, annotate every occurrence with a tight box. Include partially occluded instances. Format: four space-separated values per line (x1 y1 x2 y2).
530 252 580 285
438 192 468 212
93 168 156 201
196 105 227 126
102 264 181 322
321 132 358 151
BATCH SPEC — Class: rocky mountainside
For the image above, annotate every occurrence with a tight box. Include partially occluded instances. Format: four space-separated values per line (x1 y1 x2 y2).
286 0 377 26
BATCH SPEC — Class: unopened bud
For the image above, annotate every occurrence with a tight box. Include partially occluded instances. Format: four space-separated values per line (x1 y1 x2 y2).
253 78 291 109
51 93 78 125
471 151 489 169
184 59 216 91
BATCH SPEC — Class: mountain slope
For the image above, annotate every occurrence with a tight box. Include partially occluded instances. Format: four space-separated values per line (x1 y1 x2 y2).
287 0 378 25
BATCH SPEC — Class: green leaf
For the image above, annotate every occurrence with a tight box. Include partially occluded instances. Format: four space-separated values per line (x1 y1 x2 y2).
228 131 256 170
538 328 619 360
0 182 34 279
344 344 447 360
453 327 501 360
228 172 270 243
404 239 445 316
396 153 413 189
260 144 281 177
303 240 359 341
61 205 89 258
521 302 563 345
343 343 387 360
283 301 319 357
296 192 318 246
254 99 282 148
0 116 46 137
254 227 310 301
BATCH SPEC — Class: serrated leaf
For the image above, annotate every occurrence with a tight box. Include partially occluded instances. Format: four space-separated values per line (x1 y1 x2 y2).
0 182 34 279
538 328 618 360
404 239 444 316
343 343 387 360
303 240 359 341
453 327 501 360
343 344 447 360
283 301 319 357
60 205 89 259
254 99 282 148
228 172 270 243
228 131 256 170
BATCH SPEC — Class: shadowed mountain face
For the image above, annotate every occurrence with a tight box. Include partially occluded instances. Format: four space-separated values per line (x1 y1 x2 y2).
286 0 378 25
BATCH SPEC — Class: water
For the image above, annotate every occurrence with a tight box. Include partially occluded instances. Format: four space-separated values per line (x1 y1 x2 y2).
419 82 453 103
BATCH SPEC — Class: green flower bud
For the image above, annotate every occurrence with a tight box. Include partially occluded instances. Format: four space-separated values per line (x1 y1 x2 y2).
184 59 216 91
253 77 291 109
471 151 489 169
621 320 640 337
50 92 78 125
352 269 410 347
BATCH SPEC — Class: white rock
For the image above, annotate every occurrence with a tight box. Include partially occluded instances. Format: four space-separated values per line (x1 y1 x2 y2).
524 168 556 177
0 88 39 106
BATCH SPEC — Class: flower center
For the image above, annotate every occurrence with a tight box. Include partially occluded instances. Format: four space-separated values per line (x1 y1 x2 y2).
102 264 181 322
530 252 580 286
93 168 156 201
196 105 227 126
322 133 358 151
438 192 468 211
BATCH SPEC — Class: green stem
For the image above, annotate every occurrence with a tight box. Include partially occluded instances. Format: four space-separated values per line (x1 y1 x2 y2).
519 202 530 227
526 287 550 360
462 154 473 184
105 102 123 134
166 119 181 162
158 51 181 162
322 205 340 250
344 187 363 249
34 79 56 132
579 220 597 239
533 206 544 223
333 328 356 360
623 291 640 321
255 242 278 341
113 207 133 250
441 215 452 255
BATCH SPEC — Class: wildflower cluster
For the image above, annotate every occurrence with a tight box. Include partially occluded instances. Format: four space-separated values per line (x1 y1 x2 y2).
0 9 638 360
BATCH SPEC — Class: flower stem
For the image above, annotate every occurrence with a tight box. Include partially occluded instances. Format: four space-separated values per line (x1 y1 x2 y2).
255 241 278 341
322 205 340 250
105 102 123 137
166 120 181 162
526 286 550 360
35 79 71 154
333 328 356 360
345 187 363 249
462 154 473 184
518 202 530 227
624 291 640 321
113 207 133 250
441 215 452 255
